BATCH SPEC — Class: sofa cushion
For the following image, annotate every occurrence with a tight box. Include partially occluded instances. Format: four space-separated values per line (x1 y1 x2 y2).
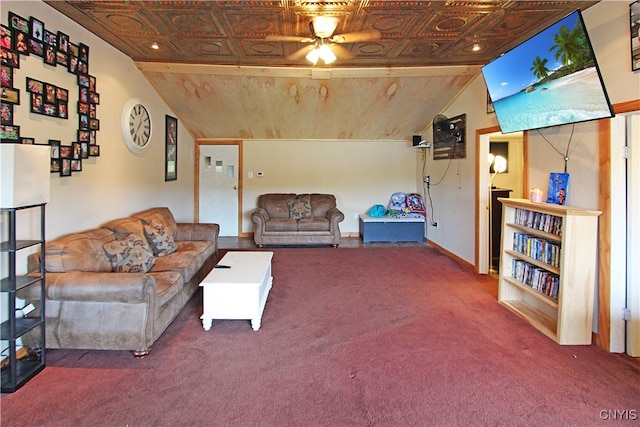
102 235 156 273
143 221 178 257
45 228 116 273
148 271 184 307
265 218 298 232
258 193 297 219
297 217 331 231
309 194 337 218
287 194 312 220
131 207 178 239
151 241 214 283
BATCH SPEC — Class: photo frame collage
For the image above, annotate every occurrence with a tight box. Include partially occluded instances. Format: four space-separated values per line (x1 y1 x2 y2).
1 10 100 177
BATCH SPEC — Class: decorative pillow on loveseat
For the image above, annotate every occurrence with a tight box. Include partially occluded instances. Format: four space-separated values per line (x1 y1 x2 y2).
287 194 312 220
143 221 178 257
102 234 155 273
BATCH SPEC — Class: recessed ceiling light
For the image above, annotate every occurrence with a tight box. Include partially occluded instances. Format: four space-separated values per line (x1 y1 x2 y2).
151 43 159 50
472 43 481 52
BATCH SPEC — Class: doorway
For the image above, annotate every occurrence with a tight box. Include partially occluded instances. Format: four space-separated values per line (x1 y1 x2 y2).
476 127 525 275
196 141 242 237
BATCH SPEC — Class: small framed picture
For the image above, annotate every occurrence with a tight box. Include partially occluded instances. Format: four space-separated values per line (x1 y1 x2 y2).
50 158 61 173
59 145 72 159
1 87 20 104
77 130 89 142
43 29 57 47
44 45 56 66
68 42 78 58
70 159 82 172
1 25 12 50
44 84 56 103
1 124 20 141
88 75 96 91
57 101 68 119
79 43 89 62
1 102 13 125
79 113 89 130
77 60 88 75
30 93 43 113
80 141 89 159
68 55 78 74
78 101 89 114
30 17 44 42
28 39 44 57
88 91 99 104
56 87 68 102
165 115 178 181
57 31 69 53
89 130 97 144
77 74 89 88
26 77 44 93
60 158 72 176
8 12 29 35
20 137 34 144
1 65 12 87
79 87 88 103
1 48 19 68
89 103 96 118
56 51 68 67
632 1 640 71
43 103 56 116
89 118 99 130
72 142 82 159
12 29 28 55
89 144 100 157
49 139 61 158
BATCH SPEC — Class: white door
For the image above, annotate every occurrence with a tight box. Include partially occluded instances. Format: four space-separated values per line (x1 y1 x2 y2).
199 144 239 236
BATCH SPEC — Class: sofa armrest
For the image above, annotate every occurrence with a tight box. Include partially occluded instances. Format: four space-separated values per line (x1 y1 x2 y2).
41 272 155 303
326 207 345 222
175 222 219 242
251 208 270 225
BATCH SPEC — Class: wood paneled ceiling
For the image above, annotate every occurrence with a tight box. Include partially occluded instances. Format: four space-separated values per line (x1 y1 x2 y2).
44 1 598 140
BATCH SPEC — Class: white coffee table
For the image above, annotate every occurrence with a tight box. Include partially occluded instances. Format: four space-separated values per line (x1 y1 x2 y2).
200 251 273 331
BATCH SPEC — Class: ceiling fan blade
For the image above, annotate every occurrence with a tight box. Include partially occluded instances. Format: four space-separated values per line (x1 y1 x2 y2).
331 30 381 44
265 35 315 43
331 44 353 60
287 45 314 60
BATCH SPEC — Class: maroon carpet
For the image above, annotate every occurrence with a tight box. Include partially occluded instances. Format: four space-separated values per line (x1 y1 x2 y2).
1 247 638 426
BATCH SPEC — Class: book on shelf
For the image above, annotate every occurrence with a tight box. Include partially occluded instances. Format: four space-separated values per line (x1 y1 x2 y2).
512 232 561 267
514 208 563 236
511 259 560 299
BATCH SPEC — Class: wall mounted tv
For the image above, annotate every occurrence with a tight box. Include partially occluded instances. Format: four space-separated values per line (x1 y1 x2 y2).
481 10 614 134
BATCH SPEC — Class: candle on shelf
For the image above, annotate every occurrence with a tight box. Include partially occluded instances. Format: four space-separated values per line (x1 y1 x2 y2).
530 188 544 203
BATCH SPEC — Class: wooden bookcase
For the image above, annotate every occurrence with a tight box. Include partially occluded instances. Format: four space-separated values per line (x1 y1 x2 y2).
497 198 601 345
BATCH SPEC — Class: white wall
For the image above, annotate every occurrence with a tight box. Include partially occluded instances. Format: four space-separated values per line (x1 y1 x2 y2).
2 0 196 246
242 139 418 233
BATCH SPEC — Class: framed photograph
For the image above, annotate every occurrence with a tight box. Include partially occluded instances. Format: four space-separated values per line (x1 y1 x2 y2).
44 84 56 103
50 158 60 173
165 115 178 181
8 12 29 35
632 0 640 71
43 29 57 47
49 139 61 158
30 17 44 42
12 30 28 55
56 51 68 67
59 145 72 159
546 172 570 205
20 137 34 144
57 101 68 119
44 44 56 66
56 87 68 101
1 87 20 104
77 74 89 88
79 43 89 63
89 118 99 130
57 31 69 53
79 113 89 130
1 48 20 68
30 93 43 113
68 55 78 74
43 102 56 117
71 159 82 172
78 101 89 114
89 91 100 104
79 87 88 103
72 142 82 159
1 124 20 141
80 141 89 159
1 65 12 87
77 60 88 75
77 130 89 142
26 77 44 93
1 25 12 50
88 75 96 91
1 102 12 125
89 144 100 157
89 130 97 144
60 158 71 176
29 39 44 57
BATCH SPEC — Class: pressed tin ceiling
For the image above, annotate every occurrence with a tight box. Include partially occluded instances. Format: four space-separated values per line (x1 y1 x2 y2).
44 1 598 140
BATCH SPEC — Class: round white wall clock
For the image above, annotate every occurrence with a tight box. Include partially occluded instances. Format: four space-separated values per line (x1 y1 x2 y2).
121 98 152 153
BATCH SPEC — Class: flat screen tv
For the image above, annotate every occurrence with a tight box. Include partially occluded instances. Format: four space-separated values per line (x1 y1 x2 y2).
481 10 614 134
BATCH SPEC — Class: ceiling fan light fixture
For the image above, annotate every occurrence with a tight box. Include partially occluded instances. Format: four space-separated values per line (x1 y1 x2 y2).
319 44 337 64
311 16 339 38
306 47 321 65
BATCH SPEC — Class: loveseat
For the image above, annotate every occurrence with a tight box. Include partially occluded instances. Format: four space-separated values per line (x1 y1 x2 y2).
251 193 344 247
22 207 219 357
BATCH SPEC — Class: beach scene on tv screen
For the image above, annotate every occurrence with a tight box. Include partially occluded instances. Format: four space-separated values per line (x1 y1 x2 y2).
482 11 612 134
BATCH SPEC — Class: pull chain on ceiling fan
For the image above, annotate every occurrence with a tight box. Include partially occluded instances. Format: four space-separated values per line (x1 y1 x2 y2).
266 15 380 65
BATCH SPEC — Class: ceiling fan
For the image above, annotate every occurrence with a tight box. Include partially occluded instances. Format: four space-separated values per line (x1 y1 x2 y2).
266 16 380 65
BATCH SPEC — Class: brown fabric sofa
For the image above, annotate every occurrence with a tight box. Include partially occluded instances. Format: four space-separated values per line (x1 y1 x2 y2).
22 207 219 357
251 193 344 247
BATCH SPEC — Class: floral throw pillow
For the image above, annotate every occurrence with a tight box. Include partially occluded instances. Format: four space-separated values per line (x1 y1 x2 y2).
287 195 312 220
102 234 155 273
143 221 178 257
